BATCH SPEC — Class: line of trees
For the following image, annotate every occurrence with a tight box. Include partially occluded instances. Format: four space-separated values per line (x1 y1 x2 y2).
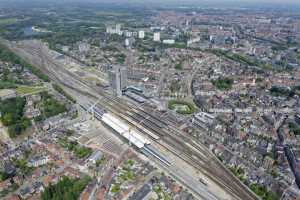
209 49 271 70
52 84 76 103
0 43 50 82
0 97 31 138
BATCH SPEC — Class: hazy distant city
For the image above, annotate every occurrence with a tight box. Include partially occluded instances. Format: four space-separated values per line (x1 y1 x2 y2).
0 0 300 200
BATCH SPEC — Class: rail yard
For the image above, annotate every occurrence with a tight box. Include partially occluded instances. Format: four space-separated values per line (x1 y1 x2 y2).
0 39 261 200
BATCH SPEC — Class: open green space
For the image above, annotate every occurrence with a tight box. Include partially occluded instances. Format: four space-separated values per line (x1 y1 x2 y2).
0 97 31 138
58 137 92 159
175 61 183 70
41 176 91 200
249 183 279 200
0 18 18 25
40 92 67 118
164 42 187 49
270 85 300 98
168 100 196 115
11 157 34 175
0 171 10 181
115 53 126 64
269 86 294 97
288 122 300 135
110 184 120 194
0 81 16 89
212 77 233 91
16 86 46 95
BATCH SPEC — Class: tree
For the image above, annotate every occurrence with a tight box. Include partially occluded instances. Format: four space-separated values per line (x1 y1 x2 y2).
41 176 91 200
0 97 31 137
2 113 13 126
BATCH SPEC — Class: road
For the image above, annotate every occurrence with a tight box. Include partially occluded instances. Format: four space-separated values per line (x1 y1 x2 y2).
3 39 259 200
187 56 213 98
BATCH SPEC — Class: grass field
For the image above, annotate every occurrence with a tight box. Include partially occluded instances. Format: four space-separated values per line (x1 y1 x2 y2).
168 100 196 115
0 18 18 25
95 11 131 17
174 104 191 112
16 86 46 95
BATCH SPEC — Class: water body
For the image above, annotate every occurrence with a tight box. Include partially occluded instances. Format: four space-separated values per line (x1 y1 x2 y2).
23 26 40 37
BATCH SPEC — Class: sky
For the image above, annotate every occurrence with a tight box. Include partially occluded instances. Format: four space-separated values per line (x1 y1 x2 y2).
64 0 300 4
1 0 300 3
1 0 300 8
60 0 300 9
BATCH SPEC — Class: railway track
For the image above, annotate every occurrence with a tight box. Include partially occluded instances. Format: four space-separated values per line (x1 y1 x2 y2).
80 83 257 200
8 41 258 200
96 97 256 200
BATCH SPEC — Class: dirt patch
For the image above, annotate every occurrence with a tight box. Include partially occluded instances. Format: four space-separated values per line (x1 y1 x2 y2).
0 122 11 142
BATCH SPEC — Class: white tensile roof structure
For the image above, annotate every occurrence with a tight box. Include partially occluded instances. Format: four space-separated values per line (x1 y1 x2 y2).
101 113 150 149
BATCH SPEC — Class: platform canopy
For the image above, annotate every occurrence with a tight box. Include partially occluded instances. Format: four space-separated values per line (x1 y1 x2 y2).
101 113 150 149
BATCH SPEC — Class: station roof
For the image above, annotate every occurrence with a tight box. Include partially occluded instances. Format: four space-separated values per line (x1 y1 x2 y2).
101 113 150 148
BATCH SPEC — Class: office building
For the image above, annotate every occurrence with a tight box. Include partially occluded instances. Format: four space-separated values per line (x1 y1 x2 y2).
106 24 122 35
125 38 130 47
153 32 160 42
108 65 127 96
106 26 113 34
138 30 145 39
116 24 122 35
